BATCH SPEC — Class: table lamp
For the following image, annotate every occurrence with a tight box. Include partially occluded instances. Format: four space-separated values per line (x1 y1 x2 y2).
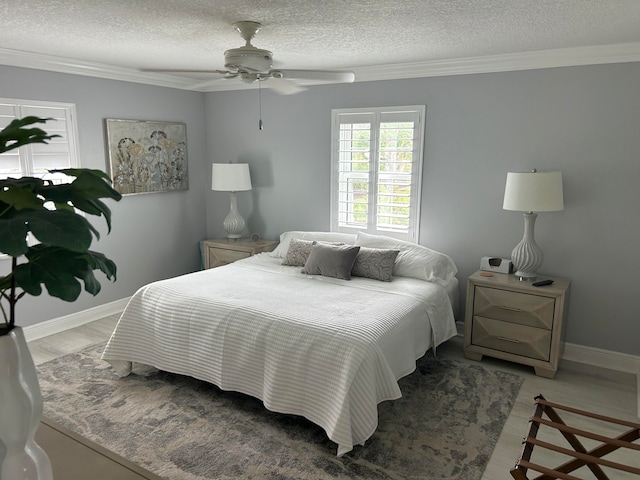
503 170 564 280
211 163 252 239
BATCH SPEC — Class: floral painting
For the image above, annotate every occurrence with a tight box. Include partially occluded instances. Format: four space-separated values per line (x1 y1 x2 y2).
105 119 189 195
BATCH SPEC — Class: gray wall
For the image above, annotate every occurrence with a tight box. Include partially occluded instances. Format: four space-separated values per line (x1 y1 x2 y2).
204 62 640 356
1 61 637 356
1 65 208 327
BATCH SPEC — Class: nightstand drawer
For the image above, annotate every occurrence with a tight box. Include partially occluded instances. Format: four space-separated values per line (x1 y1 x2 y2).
203 239 278 269
207 248 250 267
474 286 555 329
472 316 551 361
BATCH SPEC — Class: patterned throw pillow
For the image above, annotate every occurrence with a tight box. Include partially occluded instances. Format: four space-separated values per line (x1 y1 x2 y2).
282 238 316 266
355 232 458 286
351 247 400 282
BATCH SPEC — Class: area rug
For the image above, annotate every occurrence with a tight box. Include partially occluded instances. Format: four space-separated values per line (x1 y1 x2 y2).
37 343 523 480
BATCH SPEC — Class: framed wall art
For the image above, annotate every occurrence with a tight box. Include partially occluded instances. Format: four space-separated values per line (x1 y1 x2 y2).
105 119 189 195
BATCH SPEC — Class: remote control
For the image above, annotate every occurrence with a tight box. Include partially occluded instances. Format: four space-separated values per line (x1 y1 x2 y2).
532 279 554 287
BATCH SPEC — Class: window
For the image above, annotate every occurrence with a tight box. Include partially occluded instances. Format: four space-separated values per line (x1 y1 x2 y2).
330 106 425 242
0 99 80 258
0 98 79 182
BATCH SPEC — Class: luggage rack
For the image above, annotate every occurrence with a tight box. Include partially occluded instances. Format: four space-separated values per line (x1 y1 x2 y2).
511 394 640 480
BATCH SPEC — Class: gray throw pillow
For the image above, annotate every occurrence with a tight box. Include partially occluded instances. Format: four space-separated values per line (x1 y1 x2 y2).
302 243 361 280
351 247 400 282
282 238 316 266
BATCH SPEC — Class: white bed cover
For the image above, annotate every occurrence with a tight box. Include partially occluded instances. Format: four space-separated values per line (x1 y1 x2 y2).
101 254 457 456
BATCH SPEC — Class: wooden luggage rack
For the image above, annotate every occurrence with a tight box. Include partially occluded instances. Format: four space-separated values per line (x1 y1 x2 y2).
511 394 640 479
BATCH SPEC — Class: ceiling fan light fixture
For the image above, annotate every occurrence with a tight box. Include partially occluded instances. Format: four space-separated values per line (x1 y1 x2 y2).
224 46 273 71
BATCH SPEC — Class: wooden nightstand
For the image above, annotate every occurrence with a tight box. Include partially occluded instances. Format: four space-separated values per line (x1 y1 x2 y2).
464 270 570 378
203 238 278 269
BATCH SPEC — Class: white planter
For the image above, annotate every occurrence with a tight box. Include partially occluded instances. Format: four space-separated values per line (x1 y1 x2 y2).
0 327 53 480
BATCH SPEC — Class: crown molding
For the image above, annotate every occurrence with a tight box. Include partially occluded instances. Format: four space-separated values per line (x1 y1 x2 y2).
0 47 200 90
353 42 640 82
1 43 639 92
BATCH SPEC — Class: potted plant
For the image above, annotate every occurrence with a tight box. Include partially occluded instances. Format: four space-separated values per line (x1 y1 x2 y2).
0 116 122 480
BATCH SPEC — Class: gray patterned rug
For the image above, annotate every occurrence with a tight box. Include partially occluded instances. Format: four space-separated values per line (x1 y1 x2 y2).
37 343 523 480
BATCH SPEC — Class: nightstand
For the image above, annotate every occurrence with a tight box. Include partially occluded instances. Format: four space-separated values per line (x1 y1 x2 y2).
464 270 570 378
203 238 278 269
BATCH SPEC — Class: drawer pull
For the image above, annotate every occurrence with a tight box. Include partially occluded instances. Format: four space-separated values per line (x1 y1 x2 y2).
497 336 521 344
499 305 522 312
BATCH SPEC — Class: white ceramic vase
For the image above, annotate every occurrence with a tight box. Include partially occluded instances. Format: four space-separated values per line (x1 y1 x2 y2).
0 327 53 480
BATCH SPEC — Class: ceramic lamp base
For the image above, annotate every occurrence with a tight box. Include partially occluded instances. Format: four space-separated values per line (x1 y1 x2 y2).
223 192 246 239
511 212 544 281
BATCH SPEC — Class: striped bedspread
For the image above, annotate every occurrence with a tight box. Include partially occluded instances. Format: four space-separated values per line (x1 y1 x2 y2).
101 254 457 456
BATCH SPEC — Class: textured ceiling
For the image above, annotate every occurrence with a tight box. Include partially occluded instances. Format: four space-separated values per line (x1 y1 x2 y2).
2 0 640 90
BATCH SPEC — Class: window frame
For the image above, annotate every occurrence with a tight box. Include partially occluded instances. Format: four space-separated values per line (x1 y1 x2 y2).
330 105 425 242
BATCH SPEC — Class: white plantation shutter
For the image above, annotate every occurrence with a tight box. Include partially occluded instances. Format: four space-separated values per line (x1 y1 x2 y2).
0 99 79 183
0 99 80 257
331 106 424 242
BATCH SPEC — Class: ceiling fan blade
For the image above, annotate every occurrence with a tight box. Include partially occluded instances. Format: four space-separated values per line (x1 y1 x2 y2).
141 68 231 74
189 75 239 90
271 69 355 83
263 77 308 95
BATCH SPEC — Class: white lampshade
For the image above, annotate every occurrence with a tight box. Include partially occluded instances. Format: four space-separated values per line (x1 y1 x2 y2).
503 171 564 212
211 163 252 192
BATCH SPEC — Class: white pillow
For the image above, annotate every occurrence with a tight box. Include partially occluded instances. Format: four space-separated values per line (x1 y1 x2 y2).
270 231 357 258
355 232 457 286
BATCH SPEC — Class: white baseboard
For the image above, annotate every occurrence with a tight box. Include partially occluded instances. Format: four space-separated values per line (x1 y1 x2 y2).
456 320 640 417
454 320 640 374
22 297 130 342
562 342 640 375
562 344 640 420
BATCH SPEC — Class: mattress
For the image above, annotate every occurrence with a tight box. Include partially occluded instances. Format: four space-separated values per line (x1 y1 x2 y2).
101 253 458 455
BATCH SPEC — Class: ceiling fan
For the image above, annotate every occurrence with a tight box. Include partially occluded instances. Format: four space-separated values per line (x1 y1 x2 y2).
143 21 356 94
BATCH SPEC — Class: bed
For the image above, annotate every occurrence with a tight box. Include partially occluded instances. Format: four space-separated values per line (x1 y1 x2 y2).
101 231 459 456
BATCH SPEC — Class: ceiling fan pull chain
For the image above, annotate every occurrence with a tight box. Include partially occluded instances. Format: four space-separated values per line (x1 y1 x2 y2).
258 78 264 130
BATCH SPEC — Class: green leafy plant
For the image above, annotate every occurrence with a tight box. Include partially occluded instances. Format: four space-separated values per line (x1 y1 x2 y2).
0 116 122 335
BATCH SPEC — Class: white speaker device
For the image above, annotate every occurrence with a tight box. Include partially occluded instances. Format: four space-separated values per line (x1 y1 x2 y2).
480 257 513 274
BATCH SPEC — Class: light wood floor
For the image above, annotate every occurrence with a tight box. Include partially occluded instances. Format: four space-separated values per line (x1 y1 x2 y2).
29 316 639 480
